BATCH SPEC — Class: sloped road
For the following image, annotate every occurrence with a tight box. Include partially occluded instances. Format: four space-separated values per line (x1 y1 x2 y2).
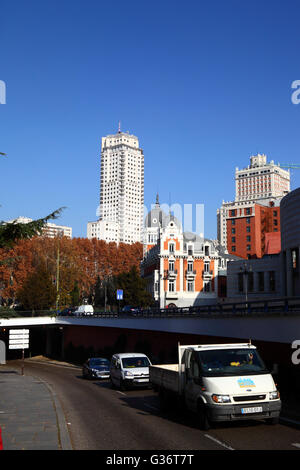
10 359 300 452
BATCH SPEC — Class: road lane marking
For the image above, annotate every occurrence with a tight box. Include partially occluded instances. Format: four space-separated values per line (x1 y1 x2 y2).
116 390 126 396
204 433 235 450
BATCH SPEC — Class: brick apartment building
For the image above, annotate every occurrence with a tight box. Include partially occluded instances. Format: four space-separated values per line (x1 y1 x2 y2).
227 202 281 259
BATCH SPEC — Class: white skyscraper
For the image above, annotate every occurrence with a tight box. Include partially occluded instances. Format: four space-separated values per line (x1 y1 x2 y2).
87 127 144 244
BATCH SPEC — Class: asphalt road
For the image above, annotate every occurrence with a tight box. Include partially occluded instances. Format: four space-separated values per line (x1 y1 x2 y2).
10 359 300 451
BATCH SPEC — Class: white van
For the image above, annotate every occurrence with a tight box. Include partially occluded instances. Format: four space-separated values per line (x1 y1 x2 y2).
74 304 94 316
110 353 152 390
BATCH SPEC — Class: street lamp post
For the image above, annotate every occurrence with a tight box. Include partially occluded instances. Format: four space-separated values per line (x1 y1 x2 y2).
240 262 252 310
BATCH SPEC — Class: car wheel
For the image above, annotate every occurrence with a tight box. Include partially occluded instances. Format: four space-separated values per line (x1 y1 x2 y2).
110 377 116 389
120 378 127 391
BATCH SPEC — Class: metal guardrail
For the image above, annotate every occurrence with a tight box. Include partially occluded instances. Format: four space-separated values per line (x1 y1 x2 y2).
1 297 300 319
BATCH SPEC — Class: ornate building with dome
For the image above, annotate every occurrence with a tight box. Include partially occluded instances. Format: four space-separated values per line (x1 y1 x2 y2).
141 196 241 308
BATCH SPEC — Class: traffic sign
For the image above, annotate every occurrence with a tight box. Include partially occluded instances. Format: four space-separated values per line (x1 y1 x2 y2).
9 329 29 350
116 289 123 300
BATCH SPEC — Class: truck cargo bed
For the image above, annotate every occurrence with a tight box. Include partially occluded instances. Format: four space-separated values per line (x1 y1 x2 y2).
149 364 180 393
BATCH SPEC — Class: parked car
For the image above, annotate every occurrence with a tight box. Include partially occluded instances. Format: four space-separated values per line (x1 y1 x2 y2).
74 305 94 316
82 357 110 379
110 352 152 390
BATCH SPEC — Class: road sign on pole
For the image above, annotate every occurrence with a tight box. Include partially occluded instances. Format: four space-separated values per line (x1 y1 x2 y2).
9 329 29 349
116 289 123 300
9 329 29 376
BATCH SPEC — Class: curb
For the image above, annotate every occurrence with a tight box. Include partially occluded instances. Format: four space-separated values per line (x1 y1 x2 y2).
31 375 73 450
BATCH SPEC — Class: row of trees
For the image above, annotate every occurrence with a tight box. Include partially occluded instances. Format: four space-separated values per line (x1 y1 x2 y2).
0 236 152 310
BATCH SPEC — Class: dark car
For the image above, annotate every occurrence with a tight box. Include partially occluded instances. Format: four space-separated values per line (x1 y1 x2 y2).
121 305 140 316
57 307 76 316
82 358 110 379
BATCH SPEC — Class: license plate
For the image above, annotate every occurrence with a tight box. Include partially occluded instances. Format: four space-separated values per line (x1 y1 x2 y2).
241 407 263 414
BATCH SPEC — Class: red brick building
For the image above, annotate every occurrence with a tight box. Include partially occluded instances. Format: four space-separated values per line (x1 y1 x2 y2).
226 202 280 259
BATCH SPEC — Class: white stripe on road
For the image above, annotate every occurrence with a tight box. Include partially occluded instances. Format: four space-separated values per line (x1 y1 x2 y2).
204 433 235 450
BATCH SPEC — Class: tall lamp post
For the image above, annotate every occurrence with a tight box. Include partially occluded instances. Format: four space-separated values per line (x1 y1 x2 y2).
240 262 252 309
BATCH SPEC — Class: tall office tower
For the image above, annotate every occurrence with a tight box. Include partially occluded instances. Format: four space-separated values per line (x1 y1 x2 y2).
235 154 290 203
87 128 144 244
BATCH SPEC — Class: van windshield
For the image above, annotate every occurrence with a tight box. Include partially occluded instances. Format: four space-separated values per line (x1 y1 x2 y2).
122 357 150 368
196 348 269 377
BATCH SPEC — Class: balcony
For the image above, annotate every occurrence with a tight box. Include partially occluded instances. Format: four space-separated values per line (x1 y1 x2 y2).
202 270 213 279
164 269 178 279
165 291 178 300
185 270 196 278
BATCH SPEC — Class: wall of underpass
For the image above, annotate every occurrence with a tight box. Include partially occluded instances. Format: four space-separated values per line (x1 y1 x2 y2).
53 324 299 398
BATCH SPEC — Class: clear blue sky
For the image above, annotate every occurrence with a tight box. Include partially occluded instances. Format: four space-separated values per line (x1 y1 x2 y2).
1 0 300 239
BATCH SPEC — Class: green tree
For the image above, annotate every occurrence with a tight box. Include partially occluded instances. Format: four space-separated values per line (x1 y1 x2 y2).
17 263 56 310
0 208 65 249
114 266 153 308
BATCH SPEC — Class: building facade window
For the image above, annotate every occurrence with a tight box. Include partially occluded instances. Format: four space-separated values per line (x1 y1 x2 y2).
269 271 276 291
187 281 194 292
187 261 193 272
238 272 243 292
168 280 175 292
169 260 175 272
258 272 264 291
203 281 210 292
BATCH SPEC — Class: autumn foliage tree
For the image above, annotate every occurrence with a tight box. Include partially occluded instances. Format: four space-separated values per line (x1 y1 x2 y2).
0 235 145 309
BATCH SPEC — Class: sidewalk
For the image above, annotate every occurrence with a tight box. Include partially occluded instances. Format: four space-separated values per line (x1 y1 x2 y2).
0 365 72 450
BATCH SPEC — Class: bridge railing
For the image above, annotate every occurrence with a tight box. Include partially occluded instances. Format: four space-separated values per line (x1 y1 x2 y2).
1 296 300 319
